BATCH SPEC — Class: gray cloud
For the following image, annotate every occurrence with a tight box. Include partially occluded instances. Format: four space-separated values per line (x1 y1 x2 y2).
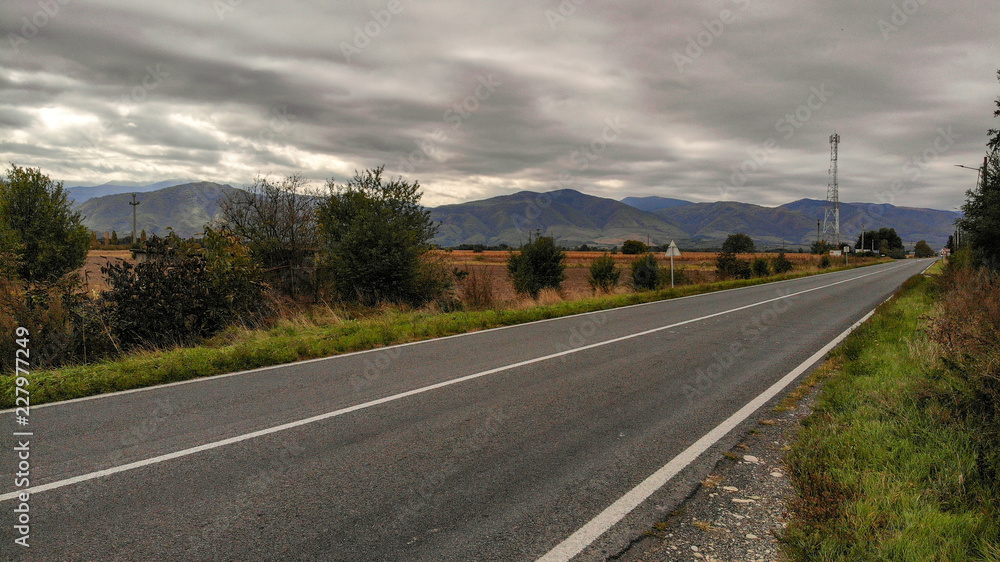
0 0 996 210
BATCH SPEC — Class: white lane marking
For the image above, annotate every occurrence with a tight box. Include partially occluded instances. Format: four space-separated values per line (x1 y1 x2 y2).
0 262 913 502
5 260 907 413
536 305 883 561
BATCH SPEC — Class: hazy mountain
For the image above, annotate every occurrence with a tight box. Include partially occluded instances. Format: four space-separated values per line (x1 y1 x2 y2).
429 189 688 247
76 182 240 238
652 202 815 247
777 199 961 248
620 196 693 213
66 179 198 204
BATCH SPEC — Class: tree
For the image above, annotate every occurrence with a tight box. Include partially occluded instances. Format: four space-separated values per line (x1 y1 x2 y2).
752 257 770 277
811 240 833 255
588 252 620 293
0 164 89 283
317 166 442 306
855 227 903 255
507 235 566 298
621 239 648 255
913 240 935 258
946 234 956 254
110 230 119 245
631 253 661 290
220 173 318 296
722 233 756 254
957 70 1000 271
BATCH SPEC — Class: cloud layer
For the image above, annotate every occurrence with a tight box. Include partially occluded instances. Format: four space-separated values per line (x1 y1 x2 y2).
1 0 997 210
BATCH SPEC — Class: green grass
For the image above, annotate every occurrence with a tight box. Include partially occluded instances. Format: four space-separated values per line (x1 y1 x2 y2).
782 273 1000 561
1 259 890 408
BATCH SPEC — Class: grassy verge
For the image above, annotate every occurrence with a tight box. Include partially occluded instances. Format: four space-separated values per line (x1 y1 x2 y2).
782 271 1000 560
2 259 890 408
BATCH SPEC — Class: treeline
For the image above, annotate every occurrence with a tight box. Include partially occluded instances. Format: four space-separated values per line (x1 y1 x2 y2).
0 165 449 371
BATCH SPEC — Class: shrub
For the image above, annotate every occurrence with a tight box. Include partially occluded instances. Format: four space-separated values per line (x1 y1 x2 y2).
819 255 831 268
752 257 770 277
317 166 443 306
716 251 751 279
588 252 620 293
101 235 266 350
455 266 496 309
631 253 661 290
772 251 793 274
507 235 566 298
621 240 648 255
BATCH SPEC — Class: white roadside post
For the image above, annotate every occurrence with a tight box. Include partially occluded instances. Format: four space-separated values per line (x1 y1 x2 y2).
666 240 682 288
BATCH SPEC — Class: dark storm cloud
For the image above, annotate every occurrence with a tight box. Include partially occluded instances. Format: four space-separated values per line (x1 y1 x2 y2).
0 0 996 209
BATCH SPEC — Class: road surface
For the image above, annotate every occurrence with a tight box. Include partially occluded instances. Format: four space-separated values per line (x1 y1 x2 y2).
1 259 934 560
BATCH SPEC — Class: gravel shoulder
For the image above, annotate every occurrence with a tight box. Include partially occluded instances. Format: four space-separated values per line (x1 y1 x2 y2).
611 379 824 562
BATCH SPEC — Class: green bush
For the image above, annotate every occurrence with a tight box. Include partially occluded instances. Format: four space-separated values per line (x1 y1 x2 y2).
588 252 620 293
631 253 661 290
819 255 831 268
772 251 793 274
621 240 648 255
913 240 935 258
752 257 770 277
507 235 566 298
317 167 444 306
716 251 751 279
101 235 266 350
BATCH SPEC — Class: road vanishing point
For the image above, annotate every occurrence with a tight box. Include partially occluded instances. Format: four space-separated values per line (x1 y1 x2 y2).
2 259 935 560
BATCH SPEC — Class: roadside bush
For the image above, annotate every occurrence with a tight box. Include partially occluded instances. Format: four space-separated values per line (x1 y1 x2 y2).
455 266 496 309
101 236 267 350
819 255 831 268
716 251 751 280
772 251 793 274
631 254 661 290
317 166 444 307
722 233 756 254
507 236 566 298
588 252 620 293
752 257 770 277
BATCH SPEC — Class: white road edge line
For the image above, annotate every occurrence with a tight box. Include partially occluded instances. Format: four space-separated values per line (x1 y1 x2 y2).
6 261 908 413
536 297 903 561
0 262 910 502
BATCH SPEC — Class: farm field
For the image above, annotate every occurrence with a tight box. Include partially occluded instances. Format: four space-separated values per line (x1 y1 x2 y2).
434 249 863 301
80 250 134 293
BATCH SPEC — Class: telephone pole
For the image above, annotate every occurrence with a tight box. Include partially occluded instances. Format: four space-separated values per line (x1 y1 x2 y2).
129 193 140 244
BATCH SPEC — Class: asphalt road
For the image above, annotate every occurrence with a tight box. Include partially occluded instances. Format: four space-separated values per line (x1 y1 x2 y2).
1 259 934 561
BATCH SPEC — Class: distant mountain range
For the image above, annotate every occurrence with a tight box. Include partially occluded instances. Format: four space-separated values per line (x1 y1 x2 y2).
66 179 198 204
77 182 239 238
74 182 961 249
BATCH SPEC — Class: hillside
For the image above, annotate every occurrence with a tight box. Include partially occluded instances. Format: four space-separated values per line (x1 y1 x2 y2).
652 201 816 247
777 199 960 248
619 196 693 213
66 179 197 204
429 189 688 247
76 182 240 238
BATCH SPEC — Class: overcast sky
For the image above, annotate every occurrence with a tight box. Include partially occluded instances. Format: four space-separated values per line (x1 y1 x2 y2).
1 1 997 209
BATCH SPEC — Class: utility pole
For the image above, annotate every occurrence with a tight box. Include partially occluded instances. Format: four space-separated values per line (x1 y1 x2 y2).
816 219 821 252
129 193 140 244
860 224 865 256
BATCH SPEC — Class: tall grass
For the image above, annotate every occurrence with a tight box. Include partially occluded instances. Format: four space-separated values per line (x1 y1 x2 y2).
781 271 1000 560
